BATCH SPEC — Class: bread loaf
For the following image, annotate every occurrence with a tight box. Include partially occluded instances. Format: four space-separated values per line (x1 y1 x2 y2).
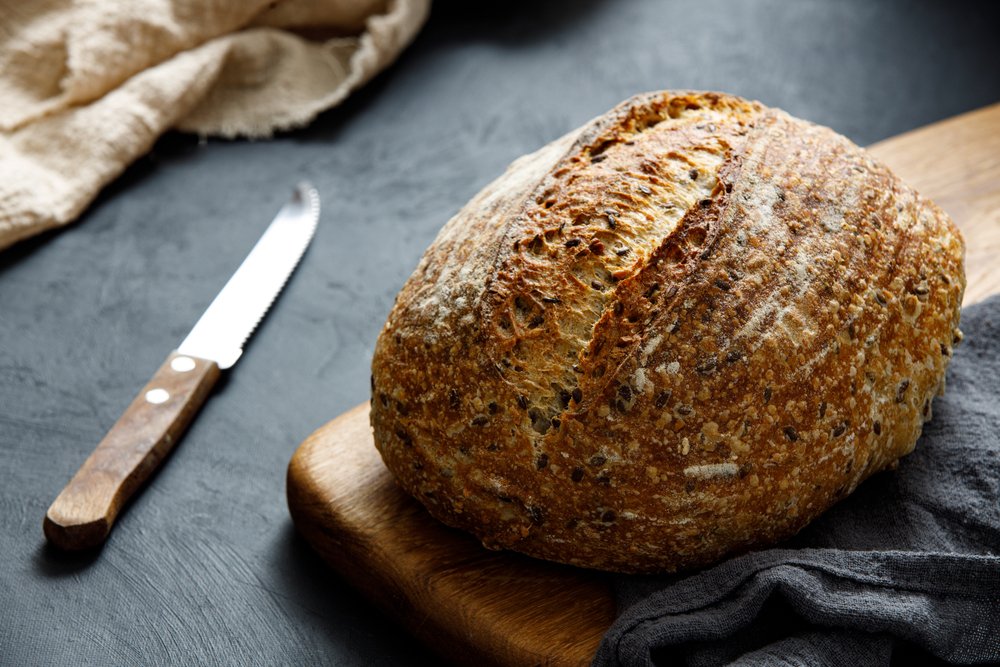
370 91 965 574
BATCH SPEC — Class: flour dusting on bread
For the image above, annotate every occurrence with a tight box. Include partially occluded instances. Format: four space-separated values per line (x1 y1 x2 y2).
370 91 965 573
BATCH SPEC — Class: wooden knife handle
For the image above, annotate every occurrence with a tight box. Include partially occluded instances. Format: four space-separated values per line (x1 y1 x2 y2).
44 351 220 550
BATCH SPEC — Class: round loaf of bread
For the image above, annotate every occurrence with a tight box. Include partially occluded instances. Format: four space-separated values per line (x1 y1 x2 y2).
370 91 965 573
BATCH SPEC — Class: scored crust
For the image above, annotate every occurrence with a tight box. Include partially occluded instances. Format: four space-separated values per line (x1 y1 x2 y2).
369 91 966 574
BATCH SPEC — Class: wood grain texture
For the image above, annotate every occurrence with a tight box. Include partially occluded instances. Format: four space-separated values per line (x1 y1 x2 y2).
45 351 219 550
286 103 1000 667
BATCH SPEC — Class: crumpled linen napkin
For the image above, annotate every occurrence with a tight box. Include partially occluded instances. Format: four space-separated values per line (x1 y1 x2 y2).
595 294 1000 666
0 0 430 250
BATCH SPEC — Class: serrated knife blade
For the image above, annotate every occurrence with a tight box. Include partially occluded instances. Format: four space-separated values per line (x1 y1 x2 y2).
179 182 319 368
44 182 320 551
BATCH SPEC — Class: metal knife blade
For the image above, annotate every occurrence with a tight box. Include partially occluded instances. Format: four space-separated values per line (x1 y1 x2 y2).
44 182 320 551
178 181 320 368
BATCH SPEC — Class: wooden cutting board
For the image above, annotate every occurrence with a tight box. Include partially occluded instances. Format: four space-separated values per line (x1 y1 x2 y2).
286 104 1000 667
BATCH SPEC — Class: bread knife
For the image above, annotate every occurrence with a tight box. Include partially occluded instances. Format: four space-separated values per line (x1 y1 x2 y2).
44 182 320 551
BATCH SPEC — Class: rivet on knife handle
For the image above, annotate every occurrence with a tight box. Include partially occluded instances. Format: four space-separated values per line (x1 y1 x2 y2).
44 352 219 550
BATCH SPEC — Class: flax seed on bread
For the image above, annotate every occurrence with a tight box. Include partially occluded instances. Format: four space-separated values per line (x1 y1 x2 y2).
370 91 965 573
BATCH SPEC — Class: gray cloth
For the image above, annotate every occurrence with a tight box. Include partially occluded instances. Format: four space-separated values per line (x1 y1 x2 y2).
595 295 1000 666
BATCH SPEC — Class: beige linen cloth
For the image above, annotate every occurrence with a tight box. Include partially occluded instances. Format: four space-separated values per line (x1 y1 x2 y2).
0 0 430 250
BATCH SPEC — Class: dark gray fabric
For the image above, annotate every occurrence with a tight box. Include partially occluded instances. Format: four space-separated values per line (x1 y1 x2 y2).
596 295 1000 666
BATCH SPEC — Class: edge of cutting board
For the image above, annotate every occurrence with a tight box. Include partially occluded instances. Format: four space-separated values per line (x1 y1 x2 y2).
287 402 616 667
287 102 1000 666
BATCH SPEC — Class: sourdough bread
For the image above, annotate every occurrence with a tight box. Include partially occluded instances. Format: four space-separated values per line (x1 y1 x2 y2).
370 91 965 573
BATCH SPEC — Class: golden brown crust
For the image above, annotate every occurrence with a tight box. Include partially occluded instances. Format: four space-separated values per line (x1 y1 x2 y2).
370 91 966 573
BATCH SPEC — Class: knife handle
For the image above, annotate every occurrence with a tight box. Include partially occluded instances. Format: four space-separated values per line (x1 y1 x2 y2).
44 351 220 550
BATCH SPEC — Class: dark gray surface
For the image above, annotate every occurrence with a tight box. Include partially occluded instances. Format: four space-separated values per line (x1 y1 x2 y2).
1 1 998 665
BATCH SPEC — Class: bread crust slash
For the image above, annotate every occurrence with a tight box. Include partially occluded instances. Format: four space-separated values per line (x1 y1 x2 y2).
370 91 966 574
